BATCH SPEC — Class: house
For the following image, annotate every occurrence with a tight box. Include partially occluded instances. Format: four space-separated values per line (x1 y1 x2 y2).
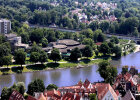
59 79 119 100
0 19 11 34
113 72 139 97
122 90 135 100
9 91 25 100
5 33 29 50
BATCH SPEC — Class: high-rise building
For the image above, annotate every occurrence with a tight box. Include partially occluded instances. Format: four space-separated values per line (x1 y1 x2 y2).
0 19 11 34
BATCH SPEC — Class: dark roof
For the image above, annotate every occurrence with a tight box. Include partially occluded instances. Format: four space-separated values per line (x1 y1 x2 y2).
58 39 80 46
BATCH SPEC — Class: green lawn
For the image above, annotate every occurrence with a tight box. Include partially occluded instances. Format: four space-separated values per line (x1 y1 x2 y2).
0 59 103 75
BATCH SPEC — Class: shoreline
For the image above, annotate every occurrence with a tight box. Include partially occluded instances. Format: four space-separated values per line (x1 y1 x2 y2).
0 59 103 76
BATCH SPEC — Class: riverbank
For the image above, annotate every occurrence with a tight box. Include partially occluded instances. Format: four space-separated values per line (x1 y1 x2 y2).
134 45 140 53
0 59 103 75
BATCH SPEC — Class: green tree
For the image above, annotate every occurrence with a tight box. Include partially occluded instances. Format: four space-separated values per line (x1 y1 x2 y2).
41 37 48 47
46 84 58 90
99 43 110 55
2 56 12 68
70 48 82 61
30 29 44 43
82 38 94 47
30 44 41 53
99 21 110 33
27 79 45 96
49 48 61 63
110 36 119 44
39 50 48 64
82 46 93 58
89 94 97 100
14 49 26 67
113 46 122 58
30 52 40 63
80 28 93 38
98 61 117 84
1 87 10 100
88 21 98 31
17 82 26 95
122 66 128 74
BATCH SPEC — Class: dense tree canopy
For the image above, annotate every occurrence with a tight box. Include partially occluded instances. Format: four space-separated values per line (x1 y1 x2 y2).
27 79 45 96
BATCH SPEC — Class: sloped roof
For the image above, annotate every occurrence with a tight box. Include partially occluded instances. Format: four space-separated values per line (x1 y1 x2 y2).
83 79 91 88
95 83 118 100
26 96 37 100
122 90 135 100
9 91 25 100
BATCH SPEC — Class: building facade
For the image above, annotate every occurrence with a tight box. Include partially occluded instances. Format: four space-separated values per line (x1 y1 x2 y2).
0 19 11 34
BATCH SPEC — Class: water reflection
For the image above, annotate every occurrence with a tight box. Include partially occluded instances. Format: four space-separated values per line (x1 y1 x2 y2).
0 52 140 94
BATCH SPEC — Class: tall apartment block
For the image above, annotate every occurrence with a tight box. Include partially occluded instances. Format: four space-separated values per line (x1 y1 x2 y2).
0 19 11 34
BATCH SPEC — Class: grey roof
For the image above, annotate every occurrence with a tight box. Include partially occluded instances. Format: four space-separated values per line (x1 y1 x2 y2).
58 39 80 46
122 90 135 100
5 33 17 39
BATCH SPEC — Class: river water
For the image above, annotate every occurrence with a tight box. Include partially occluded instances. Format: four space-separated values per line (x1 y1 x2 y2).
0 52 140 94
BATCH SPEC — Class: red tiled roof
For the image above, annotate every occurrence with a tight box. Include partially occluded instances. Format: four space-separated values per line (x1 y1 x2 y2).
26 96 37 100
95 42 102 46
115 90 120 96
62 93 74 100
137 84 140 92
77 81 83 87
9 91 25 100
27 96 36 100
83 79 90 88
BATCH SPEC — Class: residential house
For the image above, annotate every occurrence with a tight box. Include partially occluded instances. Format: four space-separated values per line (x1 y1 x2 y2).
113 72 139 98
9 91 25 100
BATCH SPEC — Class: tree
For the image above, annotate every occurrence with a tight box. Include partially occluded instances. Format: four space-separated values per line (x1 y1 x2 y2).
110 36 119 44
41 37 48 47
82 38 94 47
113 46 122 58
70 48 82 61
49 48 61 63
39 50 48 64
1 87 10 100
46 84 58 90
17 82 26 95
82 46 93 58
14 49 26 67
122 66 128 74
97 33 105 42
0 43 11 57
30 52 40 63
27 79 45 96
30 44 41 53
98 61 117 84
99 21 110 33
80 29 93 39
1 56 12 68
88 21 98 31
93 29 103 42
89 94 97 100
30 29 44 43
99 43 110 55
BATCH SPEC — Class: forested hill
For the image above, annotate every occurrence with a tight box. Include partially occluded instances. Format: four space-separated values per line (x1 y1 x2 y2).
0 0 140 37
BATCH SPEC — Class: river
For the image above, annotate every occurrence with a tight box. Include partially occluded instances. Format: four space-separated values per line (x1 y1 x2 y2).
0 52 140 94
